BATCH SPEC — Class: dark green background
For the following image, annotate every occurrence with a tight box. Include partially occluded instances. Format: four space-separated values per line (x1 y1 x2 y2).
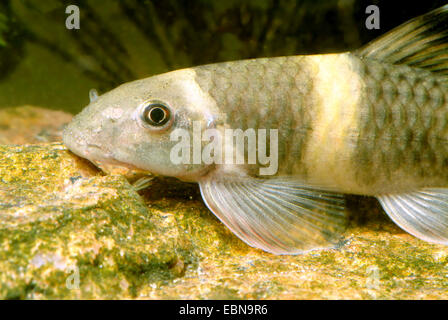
0 0 446 114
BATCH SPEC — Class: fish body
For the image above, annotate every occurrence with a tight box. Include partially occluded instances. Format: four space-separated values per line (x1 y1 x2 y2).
64 6 448 254
192 53 448 195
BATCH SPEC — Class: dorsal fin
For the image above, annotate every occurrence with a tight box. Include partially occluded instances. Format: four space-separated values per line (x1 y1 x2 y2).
356 5 448 78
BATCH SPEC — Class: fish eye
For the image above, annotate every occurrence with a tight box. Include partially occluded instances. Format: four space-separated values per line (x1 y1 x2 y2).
140 102 172 128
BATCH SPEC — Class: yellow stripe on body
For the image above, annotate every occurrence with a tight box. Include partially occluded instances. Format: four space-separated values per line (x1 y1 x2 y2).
303 53 364 194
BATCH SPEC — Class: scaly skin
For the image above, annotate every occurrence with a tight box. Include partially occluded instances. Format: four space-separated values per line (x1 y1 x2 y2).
192 53 448 195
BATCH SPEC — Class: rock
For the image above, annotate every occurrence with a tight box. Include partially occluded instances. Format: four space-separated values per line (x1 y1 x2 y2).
0 106 72 145
0 143 197 299
0 107 448 299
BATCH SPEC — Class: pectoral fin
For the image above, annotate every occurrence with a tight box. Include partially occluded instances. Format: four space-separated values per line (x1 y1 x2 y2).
199 176 348 255
377 189 448 245
132 176 155 191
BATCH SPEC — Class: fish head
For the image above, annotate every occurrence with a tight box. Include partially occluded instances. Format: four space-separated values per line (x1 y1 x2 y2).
63 69 218 181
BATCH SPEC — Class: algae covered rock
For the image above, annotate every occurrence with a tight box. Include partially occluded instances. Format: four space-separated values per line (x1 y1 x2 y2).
0 143 194 299
1 142 448 299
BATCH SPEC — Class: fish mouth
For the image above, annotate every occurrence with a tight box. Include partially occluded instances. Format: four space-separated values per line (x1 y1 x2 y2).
63 126 143 171
65 138 139 170
85 143 114 162
82 144 141 171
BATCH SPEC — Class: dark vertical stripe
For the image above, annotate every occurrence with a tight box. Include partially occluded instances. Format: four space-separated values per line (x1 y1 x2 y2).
352 56 448 192
193 56 317 178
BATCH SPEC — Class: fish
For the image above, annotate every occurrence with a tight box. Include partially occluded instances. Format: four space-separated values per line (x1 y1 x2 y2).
63 5 448 255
